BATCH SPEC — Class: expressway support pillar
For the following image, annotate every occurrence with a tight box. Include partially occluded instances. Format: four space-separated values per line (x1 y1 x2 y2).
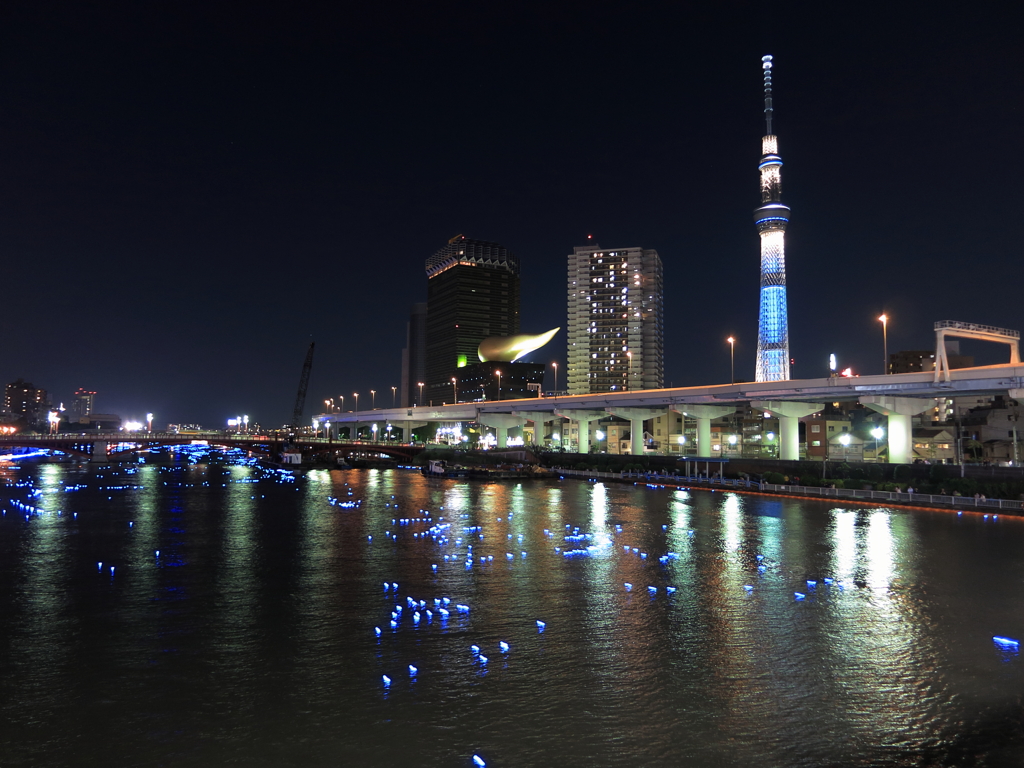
860 396 933 465
752 401 825 461
477 414 527 449
605 408 665 456
555 409 606 454
514 412 557 448
676 405 736 458
90 442 109 463
393 421 426 443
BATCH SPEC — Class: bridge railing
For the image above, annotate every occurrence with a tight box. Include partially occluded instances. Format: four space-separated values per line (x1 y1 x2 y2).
761 483 1024 512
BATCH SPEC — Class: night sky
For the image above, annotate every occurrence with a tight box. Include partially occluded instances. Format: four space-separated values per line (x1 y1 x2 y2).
2 2 1021 428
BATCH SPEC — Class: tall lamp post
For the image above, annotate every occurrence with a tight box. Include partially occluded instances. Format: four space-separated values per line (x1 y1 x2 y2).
727 337 735 384
339 395 344 412
871 426 885 463
353 392 359 411
391 386 397 408
451 377 458 404
370 390 376 409
878 314 888 374
417 382 424 406
495 370 502 401
552 362 558 394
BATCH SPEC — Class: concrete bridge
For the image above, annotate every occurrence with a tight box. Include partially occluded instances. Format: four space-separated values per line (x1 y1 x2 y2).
318 363 1024 465
0 433 425 463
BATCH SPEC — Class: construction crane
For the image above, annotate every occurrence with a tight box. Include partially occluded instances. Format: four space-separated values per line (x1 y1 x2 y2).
292 342 315 428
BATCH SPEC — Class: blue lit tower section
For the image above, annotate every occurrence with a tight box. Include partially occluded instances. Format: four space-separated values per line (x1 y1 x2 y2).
754 55 791 382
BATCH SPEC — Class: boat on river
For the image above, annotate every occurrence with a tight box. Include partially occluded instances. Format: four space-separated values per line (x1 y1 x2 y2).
422 459 470 478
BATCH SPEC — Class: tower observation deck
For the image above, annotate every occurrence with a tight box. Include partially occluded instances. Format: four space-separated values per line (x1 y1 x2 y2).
754 55 791 382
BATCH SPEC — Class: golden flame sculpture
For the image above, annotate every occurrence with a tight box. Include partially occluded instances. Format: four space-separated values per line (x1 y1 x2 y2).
477 327 560 363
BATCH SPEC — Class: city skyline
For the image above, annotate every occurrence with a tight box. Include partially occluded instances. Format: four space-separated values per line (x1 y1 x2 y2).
1 5 1021 426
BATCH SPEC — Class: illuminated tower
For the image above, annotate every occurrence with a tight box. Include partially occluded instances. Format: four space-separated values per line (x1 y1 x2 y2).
754 55 791 382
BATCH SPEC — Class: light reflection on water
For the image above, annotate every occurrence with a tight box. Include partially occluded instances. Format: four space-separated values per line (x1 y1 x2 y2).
0 458 1023 766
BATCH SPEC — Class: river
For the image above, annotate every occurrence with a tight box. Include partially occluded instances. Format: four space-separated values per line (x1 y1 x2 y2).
1 448 1022 766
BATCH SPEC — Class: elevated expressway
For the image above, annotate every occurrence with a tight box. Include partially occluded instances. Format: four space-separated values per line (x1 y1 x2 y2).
320 363 1024 465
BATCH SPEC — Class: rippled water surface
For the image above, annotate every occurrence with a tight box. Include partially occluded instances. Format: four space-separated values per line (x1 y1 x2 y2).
2 454 1024 767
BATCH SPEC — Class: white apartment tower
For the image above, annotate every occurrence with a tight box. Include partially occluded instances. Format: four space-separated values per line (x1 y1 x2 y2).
567 241 663 394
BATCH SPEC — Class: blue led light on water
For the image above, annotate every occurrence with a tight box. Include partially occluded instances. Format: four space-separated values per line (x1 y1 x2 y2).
499 641 509 653
479 655 488 664
382 675 391 686
471 645 480 654
648 586 657 594
536 620 546 630
375 627 381 636
432 564 437 571
666 586 676 593
794 592 805 600
624 583 632 591
993 636 1020 647
807 580 817 587
744 585 753 591
473 756 486 767
824 578 834 585
97 562 102 571
408 665 417 675
756 554 764 560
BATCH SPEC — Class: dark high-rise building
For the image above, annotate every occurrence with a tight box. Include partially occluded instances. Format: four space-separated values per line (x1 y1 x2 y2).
400 302 428 407
424 235 520 403
4 379 48 422
70 388 97 421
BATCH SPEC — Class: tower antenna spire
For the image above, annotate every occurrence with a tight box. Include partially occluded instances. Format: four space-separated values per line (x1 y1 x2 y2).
762 55 774 135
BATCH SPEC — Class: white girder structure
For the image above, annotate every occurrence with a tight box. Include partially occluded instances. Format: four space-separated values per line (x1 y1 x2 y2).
754 55 792 383
934 320 1020 382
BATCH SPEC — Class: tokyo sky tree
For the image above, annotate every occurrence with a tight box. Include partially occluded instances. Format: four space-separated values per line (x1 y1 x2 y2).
754 55 791 382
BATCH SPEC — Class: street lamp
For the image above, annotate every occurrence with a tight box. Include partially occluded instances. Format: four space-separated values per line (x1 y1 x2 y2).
878 314 888 374
727 337 735 384
370 390 376 409
146 412 154 433
353 392 359 411
339 395 345 412
371 423 378 442
552 362 558 394
391 386 397 408
839 432 852 460
417 382 424 406
596 429 606 452
386 423 393 441
451 377 457 404
871 426 885 462
495 370 502 401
